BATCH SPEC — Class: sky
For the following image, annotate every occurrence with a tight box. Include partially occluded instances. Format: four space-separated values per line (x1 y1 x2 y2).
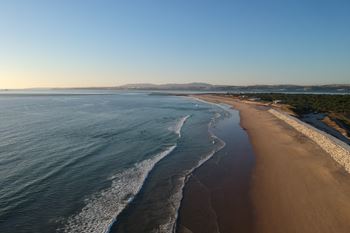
0 0 349 88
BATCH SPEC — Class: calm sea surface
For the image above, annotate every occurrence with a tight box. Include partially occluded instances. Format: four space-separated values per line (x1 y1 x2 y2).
0 91 240 233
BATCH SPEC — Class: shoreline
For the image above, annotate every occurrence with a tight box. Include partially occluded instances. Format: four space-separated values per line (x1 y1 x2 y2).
176 102 255 233
192 94 350 233
108 101 227 233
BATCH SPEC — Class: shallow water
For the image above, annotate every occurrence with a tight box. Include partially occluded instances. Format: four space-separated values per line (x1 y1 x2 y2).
176 105 255 233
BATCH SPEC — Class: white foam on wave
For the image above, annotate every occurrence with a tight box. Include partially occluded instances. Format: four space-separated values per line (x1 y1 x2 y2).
168 115 191 137
160 113 226 233
162 139 226 233
62 145 176 233
62 114 191 233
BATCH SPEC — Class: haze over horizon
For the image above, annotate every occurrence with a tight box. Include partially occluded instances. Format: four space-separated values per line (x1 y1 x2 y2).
1 0 350 89
5 82 350 91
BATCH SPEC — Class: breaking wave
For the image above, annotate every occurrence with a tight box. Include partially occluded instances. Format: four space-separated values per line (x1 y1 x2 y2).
163 139 226 233
168 115 191 137
62 145 176 233
161 111 227 233
62 115 191 233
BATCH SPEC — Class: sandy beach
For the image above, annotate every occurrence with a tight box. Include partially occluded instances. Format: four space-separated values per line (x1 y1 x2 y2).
193 94 350 233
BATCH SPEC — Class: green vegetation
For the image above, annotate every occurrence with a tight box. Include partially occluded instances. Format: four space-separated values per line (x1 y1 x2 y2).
230 93 350 115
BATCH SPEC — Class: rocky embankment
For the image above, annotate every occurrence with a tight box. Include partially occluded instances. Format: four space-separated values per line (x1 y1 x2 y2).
269 109 350 173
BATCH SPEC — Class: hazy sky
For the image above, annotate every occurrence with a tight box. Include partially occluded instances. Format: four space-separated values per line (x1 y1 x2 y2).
1 0 349 88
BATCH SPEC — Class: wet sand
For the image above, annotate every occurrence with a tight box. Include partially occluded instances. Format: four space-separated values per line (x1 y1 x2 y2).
177 107 255 233
188 94 350 233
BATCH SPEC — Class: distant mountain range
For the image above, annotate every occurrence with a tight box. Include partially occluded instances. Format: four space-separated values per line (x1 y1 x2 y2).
4 83 348 94
111 83 350 93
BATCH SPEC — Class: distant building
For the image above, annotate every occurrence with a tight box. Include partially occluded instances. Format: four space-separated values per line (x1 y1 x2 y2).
273 100 282 104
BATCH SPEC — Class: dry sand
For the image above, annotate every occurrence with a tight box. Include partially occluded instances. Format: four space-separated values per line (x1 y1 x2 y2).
195 94 350 233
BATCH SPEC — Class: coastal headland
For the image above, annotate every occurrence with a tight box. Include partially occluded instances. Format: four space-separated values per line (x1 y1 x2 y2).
188 94 350 233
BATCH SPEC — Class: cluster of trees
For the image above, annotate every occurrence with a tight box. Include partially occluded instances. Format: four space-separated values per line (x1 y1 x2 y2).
230 93 350 115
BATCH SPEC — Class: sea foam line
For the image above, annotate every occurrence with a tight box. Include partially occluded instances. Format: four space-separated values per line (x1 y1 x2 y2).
62 145 176 233
156 100 232 233
62 115 190 233
168 139 226 233
175 115 190 137
155 109 226 233
166 98 229 233
168 115 191 137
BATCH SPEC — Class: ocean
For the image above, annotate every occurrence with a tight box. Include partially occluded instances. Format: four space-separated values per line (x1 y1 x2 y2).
0 91 247 233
